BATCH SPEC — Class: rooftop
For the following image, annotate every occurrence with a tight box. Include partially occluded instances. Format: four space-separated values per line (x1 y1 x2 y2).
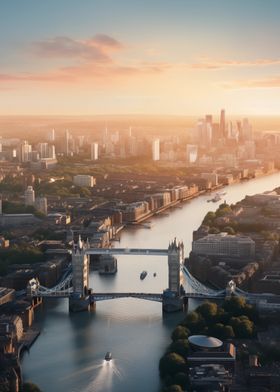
188 335 223 349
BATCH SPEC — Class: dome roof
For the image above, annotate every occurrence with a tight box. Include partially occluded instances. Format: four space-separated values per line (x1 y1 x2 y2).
188 335 223 349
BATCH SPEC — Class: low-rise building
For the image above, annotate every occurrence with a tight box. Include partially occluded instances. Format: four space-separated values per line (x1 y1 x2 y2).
189 364 233 391
0 288 15 306
192 232 255 258
0 315 23 342
73 175 96 187
120 201 150 222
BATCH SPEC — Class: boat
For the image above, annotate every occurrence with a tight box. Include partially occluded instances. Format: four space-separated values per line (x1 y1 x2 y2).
140 271 147 280
153 272 157 277
207 193 222 202
105 352 112 361
212 193 222 202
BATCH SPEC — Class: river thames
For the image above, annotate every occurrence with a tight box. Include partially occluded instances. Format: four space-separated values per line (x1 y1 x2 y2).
22 172 280 392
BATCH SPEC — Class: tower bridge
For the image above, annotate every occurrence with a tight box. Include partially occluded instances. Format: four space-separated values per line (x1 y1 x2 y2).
27 237 280 312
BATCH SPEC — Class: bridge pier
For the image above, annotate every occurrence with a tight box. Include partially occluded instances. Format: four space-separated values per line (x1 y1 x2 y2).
31 296 42 308
69 294 95 312
162 290 183 312
183 296 188 312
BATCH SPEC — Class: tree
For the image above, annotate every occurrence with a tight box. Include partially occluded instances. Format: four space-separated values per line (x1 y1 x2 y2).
223 325 235 339
173 372 190 390
203 211 216 225
22 382 42 392
168 339 189 357
223 226 235 235
196 301 218 320
209 323 225 339
184 311 205 333
159 352 186 377
164 385 183 392
209 227 220 234
229 316 254 338
171 326 189 341
243 304 259 323
223 296 246 316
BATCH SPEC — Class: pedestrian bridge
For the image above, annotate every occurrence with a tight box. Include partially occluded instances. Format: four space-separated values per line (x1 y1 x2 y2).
86 248 168 256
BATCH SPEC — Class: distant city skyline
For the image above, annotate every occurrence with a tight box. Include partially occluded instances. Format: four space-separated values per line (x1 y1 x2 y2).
1 0 280 115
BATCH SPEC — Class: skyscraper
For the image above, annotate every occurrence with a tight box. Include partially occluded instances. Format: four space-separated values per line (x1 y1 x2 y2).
242 118 253 140
49 145 56 159
91 143 99 160
20 141 32 162
205 114 213 124
196 119 212 147
48 129 55 142
220 109 226 137
37 143 49 158
65 129 70 156
152 139 160 161
186 144 198 164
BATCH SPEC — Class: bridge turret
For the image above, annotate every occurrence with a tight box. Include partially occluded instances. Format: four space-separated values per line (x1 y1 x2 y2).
71 237 89 296
168 238 184 295
226 280 236 297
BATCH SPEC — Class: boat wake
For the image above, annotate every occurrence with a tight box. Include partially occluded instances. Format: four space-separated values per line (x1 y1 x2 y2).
85 360 124 392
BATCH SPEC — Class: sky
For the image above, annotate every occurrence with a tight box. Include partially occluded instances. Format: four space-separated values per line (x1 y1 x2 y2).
0 0 280 116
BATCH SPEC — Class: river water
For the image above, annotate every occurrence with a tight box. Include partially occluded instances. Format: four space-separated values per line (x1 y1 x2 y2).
22 173 280 392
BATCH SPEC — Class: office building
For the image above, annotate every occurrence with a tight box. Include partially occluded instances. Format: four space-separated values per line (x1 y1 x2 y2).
186 144 198 164
35 197 48 215
65 129 70 156
196 119 212 147
201 172 218 187
152 139 160 161
24 186 35 206
242 118 253 140
20 141 32 162
90 143 98 160
73 175 96 188
220 109 226 137
37 143 49 159
192 233 255 258
48 129 55 142
48 145 56 159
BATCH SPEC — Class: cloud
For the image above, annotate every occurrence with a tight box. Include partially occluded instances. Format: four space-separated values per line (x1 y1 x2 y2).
90 34 123 49
31 34 123 61
0 71 75 82
191 58 280 69
0 34 172 86
222 77 280 89
0 61 169 85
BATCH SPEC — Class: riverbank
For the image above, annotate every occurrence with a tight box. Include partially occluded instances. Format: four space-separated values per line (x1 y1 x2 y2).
114 169 279 237
19 328 41 358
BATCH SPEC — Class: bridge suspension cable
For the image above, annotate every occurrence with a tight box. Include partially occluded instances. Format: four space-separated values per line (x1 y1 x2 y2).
182 266 226 297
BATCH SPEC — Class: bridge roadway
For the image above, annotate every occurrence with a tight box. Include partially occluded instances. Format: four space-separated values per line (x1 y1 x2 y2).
85 248 168 256
91 292 163 302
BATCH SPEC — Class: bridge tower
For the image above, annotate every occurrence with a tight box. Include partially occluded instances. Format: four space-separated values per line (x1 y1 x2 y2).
168 238 184 294
163 238 184 312
69 236 93 312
